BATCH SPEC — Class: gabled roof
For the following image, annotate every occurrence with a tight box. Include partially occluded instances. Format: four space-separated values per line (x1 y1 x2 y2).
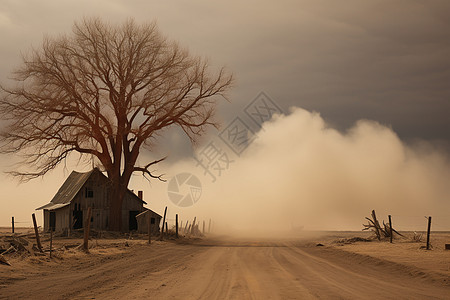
136 208 162 219
37 168 146 210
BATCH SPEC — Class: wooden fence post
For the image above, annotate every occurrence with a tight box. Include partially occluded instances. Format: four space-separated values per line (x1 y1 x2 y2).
159 206 167 240
208 219 211 233
83 207 92 252
31 213 43 252
184 221 189 234
388 215 393 243
11 217 14 234
176 214 179 238
191 217 196 235
426 216 432 250
147 212 151 245
371 210 381 240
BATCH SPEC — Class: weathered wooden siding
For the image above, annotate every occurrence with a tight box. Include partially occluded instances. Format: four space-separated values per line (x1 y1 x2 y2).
43 210 49 232
136 210 162 234
55 206 70 231
44 206 70 232
41 169 146 232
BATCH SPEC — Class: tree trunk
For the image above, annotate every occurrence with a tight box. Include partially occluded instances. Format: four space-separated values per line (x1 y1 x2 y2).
109 183 126 231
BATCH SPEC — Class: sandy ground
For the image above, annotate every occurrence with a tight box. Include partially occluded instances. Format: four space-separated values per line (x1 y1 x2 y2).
1 229 450 299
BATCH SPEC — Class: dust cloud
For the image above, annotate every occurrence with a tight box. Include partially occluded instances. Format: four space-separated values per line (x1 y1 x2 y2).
156 107 450 236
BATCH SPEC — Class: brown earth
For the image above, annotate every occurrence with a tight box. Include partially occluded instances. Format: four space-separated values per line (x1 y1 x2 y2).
1 231 450 299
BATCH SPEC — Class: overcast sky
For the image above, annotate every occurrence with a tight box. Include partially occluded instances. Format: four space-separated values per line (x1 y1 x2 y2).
1 0 449 227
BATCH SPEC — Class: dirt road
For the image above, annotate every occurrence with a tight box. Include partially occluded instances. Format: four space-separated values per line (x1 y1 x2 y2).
1 238 449 299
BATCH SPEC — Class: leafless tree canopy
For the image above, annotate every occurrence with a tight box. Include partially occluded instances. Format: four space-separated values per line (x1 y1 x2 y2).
1 17 232 178
0 18 232 230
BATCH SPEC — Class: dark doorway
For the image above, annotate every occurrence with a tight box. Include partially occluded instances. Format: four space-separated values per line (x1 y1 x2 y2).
129 211 139 231
73 210 83 229
49 211 56 231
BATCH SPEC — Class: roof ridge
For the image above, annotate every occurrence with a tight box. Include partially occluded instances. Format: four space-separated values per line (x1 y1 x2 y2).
36 168 147 209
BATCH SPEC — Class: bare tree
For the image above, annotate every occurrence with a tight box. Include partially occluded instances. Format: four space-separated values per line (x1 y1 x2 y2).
0 18 233 231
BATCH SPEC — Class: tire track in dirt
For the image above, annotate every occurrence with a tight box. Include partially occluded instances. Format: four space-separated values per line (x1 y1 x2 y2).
238 246 316 299
154 246 254 300
150 242 450 300
0 243 208 300
273 243 449 299
2 239 450 299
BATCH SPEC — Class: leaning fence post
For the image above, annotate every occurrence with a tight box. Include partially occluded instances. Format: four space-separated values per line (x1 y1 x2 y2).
191 217 196 235
184 221 189 234
83 207 92 252
175 214 179 238
31 213 43 252
159 206 167 240
371 210 381 241
388 215 393 243
11 217 14 234
426 216 432 250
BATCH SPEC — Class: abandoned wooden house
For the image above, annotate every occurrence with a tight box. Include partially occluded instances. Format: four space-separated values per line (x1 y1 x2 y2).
36 168 161 232
136 210 163 234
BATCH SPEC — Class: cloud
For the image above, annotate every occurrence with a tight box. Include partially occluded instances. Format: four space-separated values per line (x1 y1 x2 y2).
0 11 13 29
1 0 450 142
157 107 450 236
1 0 450 228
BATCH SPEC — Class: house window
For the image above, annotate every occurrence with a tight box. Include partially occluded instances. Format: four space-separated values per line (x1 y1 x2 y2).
151 217 155 224
85 187 94 198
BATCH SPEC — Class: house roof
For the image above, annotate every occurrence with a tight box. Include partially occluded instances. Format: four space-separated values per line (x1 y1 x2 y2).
36 168 146 210
36 202 71 211
136 209 162 219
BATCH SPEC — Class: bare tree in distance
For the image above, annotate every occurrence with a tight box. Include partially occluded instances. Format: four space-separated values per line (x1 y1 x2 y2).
0 17 233 231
